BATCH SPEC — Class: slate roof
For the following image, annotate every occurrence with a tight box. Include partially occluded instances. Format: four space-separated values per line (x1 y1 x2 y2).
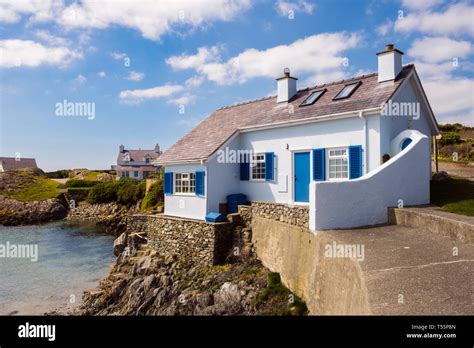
157 65 414 164
0 157 38 171
117 150 161 162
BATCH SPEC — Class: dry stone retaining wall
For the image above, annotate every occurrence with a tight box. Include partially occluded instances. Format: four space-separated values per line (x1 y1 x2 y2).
127 214 233 266
238 201 309 229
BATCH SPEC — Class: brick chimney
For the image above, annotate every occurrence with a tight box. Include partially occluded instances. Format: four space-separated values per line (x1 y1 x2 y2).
276 68 298 103
377 44 404 83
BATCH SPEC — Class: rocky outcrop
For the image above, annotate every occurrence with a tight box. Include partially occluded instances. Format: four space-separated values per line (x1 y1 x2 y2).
0 195 67 225
67 202 138 236
78 227 307 316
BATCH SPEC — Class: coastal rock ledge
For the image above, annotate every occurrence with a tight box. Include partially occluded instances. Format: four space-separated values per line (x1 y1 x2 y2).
78 230 307 316
0 195 67 226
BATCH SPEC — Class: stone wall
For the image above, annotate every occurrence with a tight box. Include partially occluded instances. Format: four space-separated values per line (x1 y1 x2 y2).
127 214 233 266
238 201 309 229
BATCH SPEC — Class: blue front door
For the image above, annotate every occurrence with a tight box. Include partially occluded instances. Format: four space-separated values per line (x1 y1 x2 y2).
294 152 310 203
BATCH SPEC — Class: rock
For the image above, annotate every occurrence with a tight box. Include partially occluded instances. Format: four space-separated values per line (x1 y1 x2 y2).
432 171 450 182
113 233 128 256
214 282 242 309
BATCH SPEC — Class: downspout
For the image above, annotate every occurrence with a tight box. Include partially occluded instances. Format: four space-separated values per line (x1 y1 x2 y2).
359 111 369 174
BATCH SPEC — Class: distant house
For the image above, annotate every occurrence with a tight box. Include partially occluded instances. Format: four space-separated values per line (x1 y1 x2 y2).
0 157 38 172
112 144 162 179
156 44 440 231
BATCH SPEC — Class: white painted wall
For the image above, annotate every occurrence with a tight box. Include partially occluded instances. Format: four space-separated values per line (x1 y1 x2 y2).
207 134 241 213
310 130 430 231
164 163 207 220
238 115 379 204
379 77 433 180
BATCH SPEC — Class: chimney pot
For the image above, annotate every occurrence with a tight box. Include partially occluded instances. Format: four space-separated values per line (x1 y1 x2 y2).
385 44 394 51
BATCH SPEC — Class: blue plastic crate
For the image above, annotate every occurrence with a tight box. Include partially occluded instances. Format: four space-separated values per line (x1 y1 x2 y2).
205 212 227 223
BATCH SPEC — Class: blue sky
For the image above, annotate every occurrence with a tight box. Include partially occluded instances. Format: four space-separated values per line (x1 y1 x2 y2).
0 0 473 171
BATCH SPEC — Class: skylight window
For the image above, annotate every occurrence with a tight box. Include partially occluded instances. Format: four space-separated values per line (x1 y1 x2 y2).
333 81 361 100
300 89 326 106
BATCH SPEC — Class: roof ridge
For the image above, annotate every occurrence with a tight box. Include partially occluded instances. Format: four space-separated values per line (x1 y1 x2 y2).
215 64 415 111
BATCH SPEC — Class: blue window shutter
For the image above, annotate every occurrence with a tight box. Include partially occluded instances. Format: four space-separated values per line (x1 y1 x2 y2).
349 145 363 179
164 172 173 194
195 171 205 196
240 153 249 181
265 152 274 181
313 148 325 181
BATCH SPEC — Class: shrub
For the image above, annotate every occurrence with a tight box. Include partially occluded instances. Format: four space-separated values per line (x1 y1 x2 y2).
44 170 70 178
116 181 146 206
439 123 464 132
87 182 118 204
65 179 100 187
141 179 164 210
439 132 462 146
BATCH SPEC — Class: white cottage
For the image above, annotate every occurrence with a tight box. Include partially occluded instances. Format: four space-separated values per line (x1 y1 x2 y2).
156 44 440 231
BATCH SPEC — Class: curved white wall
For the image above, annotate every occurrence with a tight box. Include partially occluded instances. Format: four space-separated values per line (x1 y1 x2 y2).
310 130 430 231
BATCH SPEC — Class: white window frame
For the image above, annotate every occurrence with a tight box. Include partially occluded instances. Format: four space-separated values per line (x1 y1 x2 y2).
326 147 349 181
250 153 266 181
174 172 196 195
134 171 139 178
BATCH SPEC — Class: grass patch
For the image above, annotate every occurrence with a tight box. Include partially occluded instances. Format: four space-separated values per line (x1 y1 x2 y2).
431 177 474 216
256 272 308 316
7 177 61 201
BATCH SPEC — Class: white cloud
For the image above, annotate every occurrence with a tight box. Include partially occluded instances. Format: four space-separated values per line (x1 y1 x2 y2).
55 0 251 40
111 52 126 60
185 75 205 87
167 46 221 70
275 0 315 16
401 0 443 11
119 84 184 104
34 29 70 46
167 93 197 106
73 74 87 84
97 71 106 78
395 2 474 37
0 0 63 24
166 32 360 85
408 37 471 64
424 78 474 125
125 71 145 81
376 20 393 36
0 39 82 68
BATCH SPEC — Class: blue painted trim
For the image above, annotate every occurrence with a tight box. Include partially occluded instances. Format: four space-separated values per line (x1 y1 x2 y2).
312 148 325 181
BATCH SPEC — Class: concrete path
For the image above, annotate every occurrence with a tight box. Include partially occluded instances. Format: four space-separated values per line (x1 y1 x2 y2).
322 225 474 315
433 161 474 180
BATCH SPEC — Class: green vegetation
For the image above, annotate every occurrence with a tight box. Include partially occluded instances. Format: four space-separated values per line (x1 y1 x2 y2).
117 182 146 206
65 179 100 187
7 176 62 201
44 169 70 178
87 178 145 205
439 131 461 146
431 177 474 216
141 179 164 211
437 124 474 162
256 272 308 316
